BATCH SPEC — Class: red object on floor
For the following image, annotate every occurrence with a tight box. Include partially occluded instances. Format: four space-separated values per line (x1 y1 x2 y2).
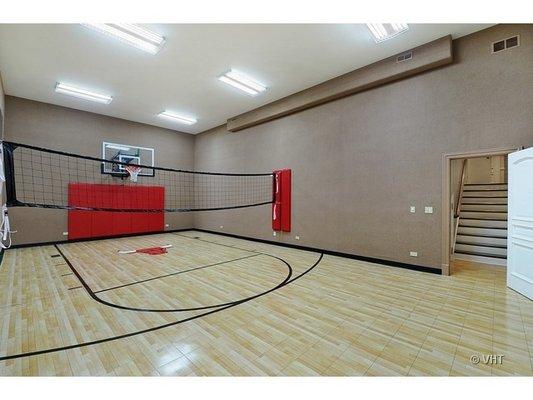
68 183 165 240
136 246 168 255
272 169 291 232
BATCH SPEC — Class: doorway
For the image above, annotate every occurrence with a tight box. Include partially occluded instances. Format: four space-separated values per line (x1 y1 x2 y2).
441 147 517 276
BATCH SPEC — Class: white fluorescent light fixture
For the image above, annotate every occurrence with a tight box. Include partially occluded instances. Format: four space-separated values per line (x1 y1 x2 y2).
82 23 165 54
218 69 267 96
366 23 409 43
54 82 113 104
158 111 197 125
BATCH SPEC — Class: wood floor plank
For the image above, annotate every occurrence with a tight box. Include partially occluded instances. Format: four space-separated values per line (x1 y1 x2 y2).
0 231 532 375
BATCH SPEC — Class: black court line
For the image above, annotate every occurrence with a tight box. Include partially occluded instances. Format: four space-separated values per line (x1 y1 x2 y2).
173 232 261 254
94 253 261 294
0 245 323 361
51 254 61 258
55 242 293 313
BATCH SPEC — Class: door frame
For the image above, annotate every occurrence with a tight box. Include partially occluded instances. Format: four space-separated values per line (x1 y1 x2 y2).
441 147 518 275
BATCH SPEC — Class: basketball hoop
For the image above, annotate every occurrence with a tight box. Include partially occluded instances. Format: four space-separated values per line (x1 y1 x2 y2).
124 165 141 182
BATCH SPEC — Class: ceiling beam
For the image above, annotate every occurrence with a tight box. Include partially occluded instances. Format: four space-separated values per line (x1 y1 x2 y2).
227 35 453 132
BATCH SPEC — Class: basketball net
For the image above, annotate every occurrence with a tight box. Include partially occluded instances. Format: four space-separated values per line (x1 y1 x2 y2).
124 165 141 182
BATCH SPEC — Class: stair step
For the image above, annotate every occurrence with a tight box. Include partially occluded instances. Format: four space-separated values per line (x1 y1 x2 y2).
461 197 507 204
456 235 507 247
459 219 507 229
454 243 507 257
453 252 507 266
461 204 507 212
456 226 507 238
459 211 507 220
464 183 508 190
455 237 507 249
462 190 507 197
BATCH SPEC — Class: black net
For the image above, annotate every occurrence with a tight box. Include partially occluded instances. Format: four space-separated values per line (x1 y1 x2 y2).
2 141 274 212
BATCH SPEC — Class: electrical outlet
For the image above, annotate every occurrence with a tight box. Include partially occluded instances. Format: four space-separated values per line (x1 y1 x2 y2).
410 251 418 257
273 231 277 237
62 232 68 236
424 206 434 214
295 235 300 240
165 224 169 228
410 206 416 213
220 225 224 229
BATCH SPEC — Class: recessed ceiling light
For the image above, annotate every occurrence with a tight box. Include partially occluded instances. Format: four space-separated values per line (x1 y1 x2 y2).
54 82 113 104
82 23 165 54
219 69 267 96
366 23 409 43
158 111 197 125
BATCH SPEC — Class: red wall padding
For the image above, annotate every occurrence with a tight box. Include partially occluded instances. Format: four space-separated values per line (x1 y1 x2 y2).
272 169 291 232
68 183 165 240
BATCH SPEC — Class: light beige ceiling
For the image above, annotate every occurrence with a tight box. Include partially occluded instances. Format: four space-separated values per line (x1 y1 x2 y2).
0 24 492 134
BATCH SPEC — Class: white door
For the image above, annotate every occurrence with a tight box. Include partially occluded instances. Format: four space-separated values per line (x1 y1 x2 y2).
507 147 533 300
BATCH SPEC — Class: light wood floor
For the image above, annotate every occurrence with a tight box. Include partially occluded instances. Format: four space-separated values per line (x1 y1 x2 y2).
0 230 532 376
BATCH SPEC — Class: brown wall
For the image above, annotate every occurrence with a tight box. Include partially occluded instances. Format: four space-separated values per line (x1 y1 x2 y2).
4 96 195 245
194 24 533 270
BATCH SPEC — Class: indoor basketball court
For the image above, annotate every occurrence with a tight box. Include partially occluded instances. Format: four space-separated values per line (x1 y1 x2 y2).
1 19 533 379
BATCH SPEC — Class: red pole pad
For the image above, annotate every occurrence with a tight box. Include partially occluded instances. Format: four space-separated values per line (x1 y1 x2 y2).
280 169 291 232
272 171 282 231
272 169 291 232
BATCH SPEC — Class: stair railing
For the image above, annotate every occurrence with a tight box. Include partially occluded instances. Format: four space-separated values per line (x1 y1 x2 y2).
452 159 468 253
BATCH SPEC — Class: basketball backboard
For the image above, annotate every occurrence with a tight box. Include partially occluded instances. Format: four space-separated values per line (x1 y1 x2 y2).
101 142 155 177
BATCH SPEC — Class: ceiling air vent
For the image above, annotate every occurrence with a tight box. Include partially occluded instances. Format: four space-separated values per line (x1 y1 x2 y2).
396 51 413 63
492 35 520 53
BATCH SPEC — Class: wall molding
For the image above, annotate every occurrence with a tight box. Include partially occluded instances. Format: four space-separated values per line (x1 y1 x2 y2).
227 35 453 132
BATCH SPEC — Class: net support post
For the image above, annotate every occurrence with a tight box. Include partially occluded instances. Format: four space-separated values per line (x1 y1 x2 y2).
1 142 22 207
272 169 291 232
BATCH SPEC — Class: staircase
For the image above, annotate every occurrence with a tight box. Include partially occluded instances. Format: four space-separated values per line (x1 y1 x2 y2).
454 183 507 266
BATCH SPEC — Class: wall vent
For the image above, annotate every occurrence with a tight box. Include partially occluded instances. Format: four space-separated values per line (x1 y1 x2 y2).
396 51 413 63
492 35 520 53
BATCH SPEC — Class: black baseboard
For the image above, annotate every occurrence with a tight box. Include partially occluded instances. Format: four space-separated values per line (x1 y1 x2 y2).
194 229 441 275
8 228 195 249
5 227 441 275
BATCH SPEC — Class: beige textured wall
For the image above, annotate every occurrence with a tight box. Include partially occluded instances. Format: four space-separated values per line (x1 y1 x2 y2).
0 71 4 136
466 156 492 183
4 96 195 245
194 24 533 270
466 156 507 184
